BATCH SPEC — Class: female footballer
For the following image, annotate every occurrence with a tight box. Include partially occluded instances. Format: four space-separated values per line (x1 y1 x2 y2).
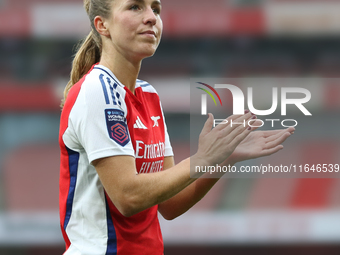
59 0 294 254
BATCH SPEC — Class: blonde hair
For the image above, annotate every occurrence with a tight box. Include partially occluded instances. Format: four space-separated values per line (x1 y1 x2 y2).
61 0 112 107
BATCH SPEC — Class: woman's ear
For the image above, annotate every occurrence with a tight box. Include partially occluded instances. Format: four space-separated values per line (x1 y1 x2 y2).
94 16 110 37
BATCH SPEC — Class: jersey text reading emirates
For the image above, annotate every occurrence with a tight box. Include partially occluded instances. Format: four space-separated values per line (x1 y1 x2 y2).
135 140 165 173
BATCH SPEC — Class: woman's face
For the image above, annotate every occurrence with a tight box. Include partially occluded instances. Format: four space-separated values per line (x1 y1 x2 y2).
104 0 163 61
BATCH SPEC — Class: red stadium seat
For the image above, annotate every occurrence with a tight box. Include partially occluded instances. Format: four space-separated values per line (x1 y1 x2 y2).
3 144 60 211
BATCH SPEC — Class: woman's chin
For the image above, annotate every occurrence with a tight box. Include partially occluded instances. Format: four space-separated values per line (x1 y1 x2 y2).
135 48 157 60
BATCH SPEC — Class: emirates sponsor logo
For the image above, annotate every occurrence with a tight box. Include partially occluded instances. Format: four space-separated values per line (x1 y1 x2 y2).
135 140 165 159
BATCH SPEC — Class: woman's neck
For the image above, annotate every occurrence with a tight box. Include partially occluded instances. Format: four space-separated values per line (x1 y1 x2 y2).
99 52 141 94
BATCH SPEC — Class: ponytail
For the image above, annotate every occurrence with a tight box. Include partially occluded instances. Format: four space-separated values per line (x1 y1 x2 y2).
61 30 101 108
61 0 112 108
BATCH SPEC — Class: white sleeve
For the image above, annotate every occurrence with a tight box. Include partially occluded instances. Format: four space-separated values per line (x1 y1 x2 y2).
160 101 174 157
65 73 135 163
164 125 174 157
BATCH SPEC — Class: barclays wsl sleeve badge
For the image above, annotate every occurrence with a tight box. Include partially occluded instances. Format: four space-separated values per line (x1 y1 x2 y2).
105 109 130 147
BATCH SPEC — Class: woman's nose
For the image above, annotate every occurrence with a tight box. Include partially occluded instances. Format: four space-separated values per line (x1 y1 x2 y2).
143 7 157 25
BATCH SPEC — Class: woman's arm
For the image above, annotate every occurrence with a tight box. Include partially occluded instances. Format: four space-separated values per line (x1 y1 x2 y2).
93 155 198 217
93 112 254 217
158 126 295 220
157 156 224 220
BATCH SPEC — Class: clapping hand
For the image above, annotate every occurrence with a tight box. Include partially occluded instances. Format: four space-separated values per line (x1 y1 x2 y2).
224 123 295 166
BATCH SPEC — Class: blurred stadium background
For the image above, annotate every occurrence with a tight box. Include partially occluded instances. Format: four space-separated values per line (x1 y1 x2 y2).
1 0 340 254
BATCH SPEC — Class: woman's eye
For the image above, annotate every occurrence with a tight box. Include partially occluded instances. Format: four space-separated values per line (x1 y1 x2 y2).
152 8 160 15
130 5 140 11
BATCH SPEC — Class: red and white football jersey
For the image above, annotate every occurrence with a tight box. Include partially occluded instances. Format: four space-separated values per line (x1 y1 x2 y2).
59 64 173 255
